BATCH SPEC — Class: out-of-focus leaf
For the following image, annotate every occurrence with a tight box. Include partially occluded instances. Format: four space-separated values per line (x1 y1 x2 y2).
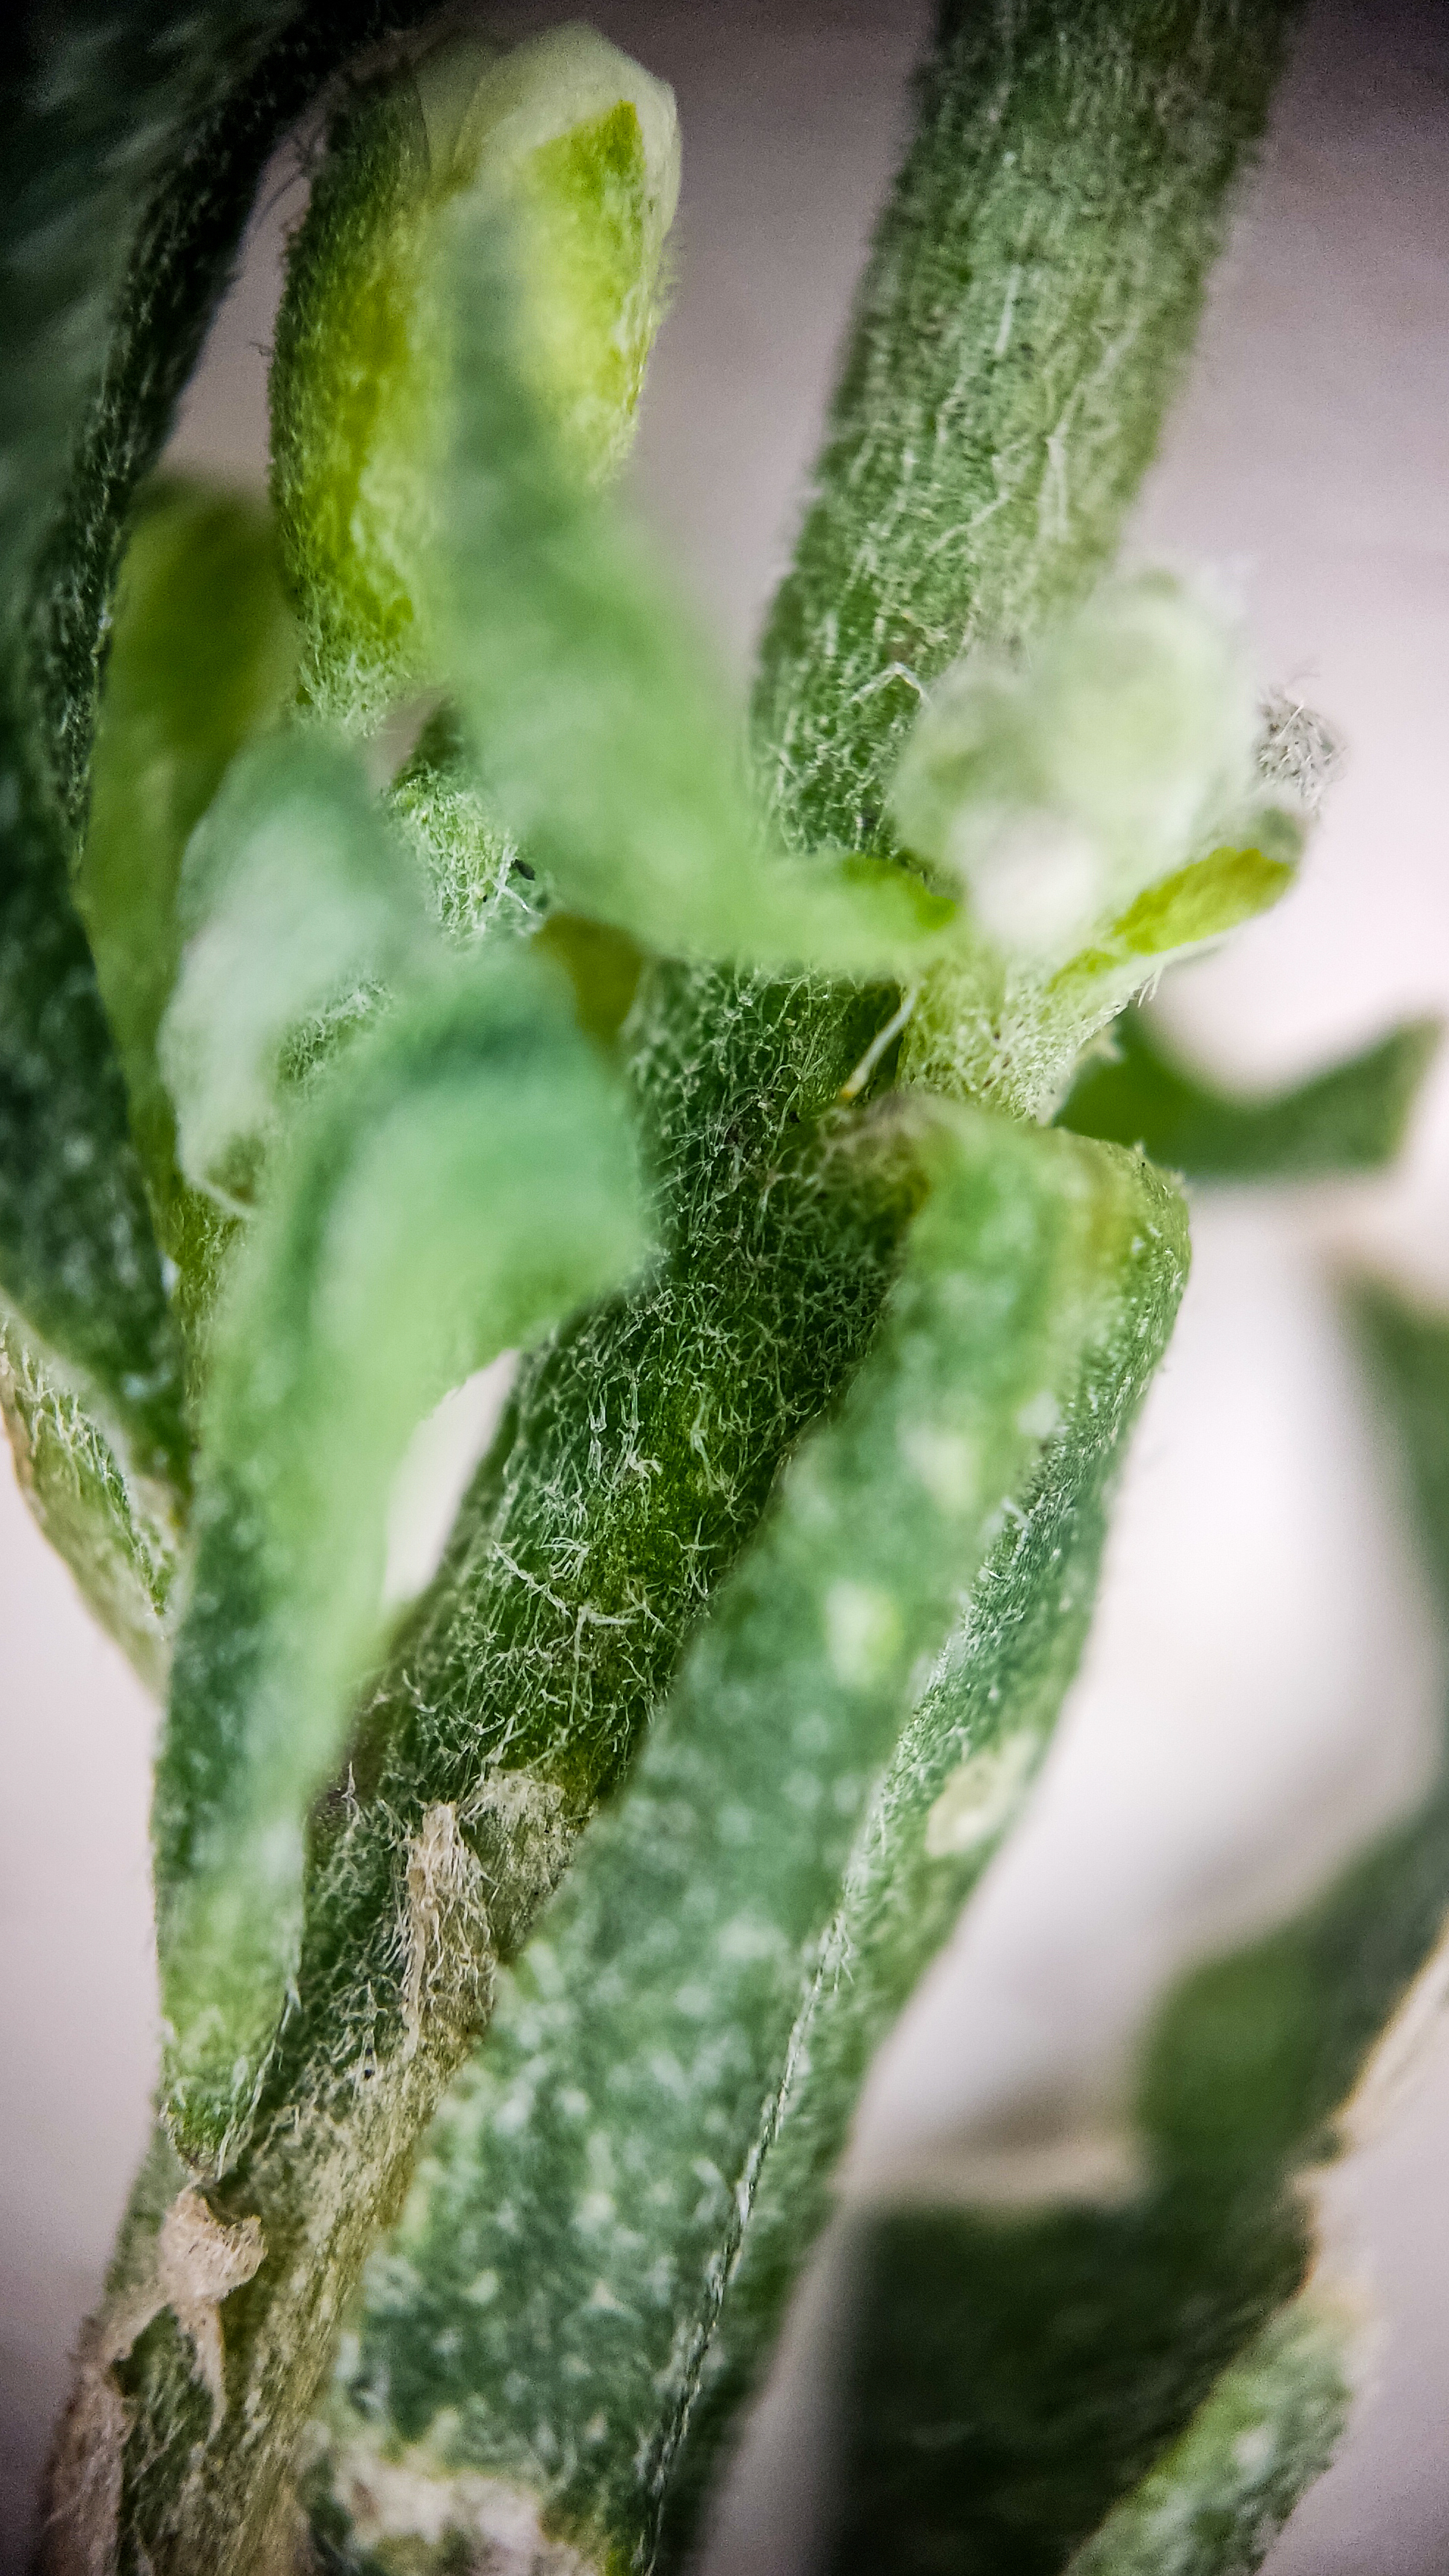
77 477 296 1349
892 582 1305 1120
0 1 442 1521
0 729 191 1494
438 205 958 979
1059 1007 1440 1182
337 1121 1187 2569
1061 2300 1350 2576
155 943 649 2172
890 577 1284 971
159 730 427 1209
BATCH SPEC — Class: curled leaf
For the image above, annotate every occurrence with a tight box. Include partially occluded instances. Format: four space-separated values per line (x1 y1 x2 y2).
160 731 427 1207
270 28 679 731
438 206 956 978
79 479 297 1216
155 945 649 2170
891 582 1308 1118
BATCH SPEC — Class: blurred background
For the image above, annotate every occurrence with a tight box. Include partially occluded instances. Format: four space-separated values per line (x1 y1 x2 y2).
3 1 1447 2563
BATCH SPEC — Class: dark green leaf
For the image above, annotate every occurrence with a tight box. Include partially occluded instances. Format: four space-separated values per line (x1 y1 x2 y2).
811 1282 1449 2576
339 1125 1186 2569
1059 1008 1440 1181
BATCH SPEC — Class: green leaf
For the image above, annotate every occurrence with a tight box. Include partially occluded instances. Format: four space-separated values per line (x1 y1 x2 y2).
438 207 958 979
751 1 1297 864
56 1 1297 2561
80 482 298 1189
888 578 1305 1118
0 719 190 1493
804 1280 1449 2576
160 729 428 1209
269 28 680 732
889 577 1279 971
0 1301 178 1691
1061 2299 1351 2576
336 1123 1186 2568
77 477 296 1347
0 2 444 1510
154 943 649 2172
1059 1008 1441 1182
388 702 545 948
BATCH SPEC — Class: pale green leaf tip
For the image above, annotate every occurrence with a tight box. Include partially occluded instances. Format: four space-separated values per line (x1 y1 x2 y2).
889 572 1294 974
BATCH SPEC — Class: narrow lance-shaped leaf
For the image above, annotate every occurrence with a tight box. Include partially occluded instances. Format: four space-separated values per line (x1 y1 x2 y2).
270 25 682 735
1059 2302 1353 2576
1 1 447 1524
79 477 296 1350
808 1282 1449 2576
436 201 957 978
1058 1007 1441 1182
334 1118 1187 2570
156 932 649 2174
0 727 191 1494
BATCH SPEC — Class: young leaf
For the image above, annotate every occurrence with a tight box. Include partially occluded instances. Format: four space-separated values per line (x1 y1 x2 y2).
388 703 545 948
891 577 1305 1116
270 27 680 732
155 946 649 2173
437 205 958 978
809 1282 1449 2576
77 477 296 1354
889 576 1268 969
1058 1008 1441 1182
160 729 428 1208
335 1121 1187 2569
80 483 297 1186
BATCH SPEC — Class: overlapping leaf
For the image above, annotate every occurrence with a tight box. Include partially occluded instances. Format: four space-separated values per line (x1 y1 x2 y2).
156 907 649 2169
0 1 446 1519
795 1287 1449 2576
337 1119 1186 2567
270 25 682 733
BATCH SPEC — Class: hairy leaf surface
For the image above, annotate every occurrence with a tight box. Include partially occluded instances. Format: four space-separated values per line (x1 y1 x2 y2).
0 1302 177 1689
156 942 648 2172
811 1284 1449 2576
339 1123 1187 2569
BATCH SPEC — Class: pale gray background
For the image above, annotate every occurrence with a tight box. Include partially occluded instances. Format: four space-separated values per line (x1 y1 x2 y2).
4 1 1448 2565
